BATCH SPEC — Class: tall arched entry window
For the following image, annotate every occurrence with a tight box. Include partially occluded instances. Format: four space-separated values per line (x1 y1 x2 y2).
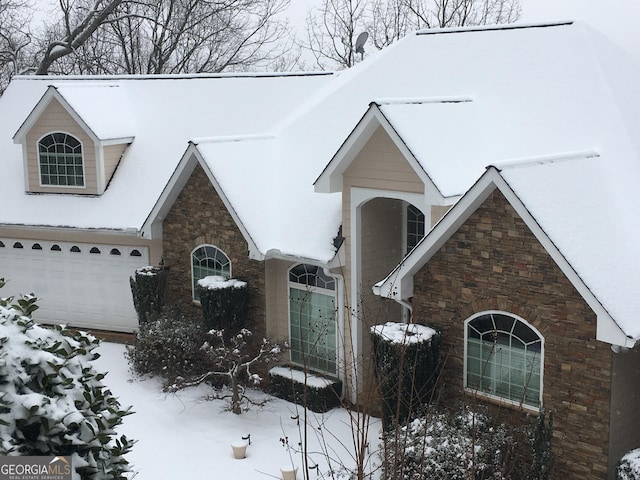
289 264 337 375
191 245 230 301
465 311 543 409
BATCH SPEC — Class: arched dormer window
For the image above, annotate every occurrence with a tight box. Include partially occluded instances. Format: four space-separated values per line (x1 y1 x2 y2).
38 132 84 187
191 245 231 301
465 311 543 409
288 264 337 375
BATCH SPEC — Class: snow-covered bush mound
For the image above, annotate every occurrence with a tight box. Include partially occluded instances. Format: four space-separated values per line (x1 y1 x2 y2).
0 285 134 480
381 405 540 480
618 448 640 479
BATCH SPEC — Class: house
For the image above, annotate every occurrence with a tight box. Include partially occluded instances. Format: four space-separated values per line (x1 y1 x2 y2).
1 20 639 478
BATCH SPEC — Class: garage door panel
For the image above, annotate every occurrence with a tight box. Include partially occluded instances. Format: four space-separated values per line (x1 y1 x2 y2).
0 238 149 332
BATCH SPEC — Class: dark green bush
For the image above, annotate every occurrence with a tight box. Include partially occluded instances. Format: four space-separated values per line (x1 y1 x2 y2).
268 366 342 413
125 311 209 385
129 266 168 324
371 322 441 428
196 276 248 332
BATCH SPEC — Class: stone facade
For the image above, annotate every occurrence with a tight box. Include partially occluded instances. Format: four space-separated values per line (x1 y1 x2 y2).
411 189 612 479
162 163 267 337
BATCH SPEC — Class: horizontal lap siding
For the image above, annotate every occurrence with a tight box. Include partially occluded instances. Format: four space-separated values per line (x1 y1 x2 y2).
25 98 98 195
344 126 424 194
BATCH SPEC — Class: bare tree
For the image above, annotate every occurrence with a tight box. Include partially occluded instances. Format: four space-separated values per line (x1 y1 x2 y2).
35 0 125 74
0 0 33 91
302 0 368 70
302 0 521 70
34 0 291 76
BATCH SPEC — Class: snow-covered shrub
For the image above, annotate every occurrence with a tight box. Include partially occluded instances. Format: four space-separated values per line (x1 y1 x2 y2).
125 310 210 384
617 448 640 480
129 266 167 324
381 405 531 480
0 283 134 480
371 322 441 428
196 276 248 332
268 365 342 413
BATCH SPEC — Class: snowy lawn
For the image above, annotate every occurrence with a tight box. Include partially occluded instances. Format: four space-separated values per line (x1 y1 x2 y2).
94 342 382 480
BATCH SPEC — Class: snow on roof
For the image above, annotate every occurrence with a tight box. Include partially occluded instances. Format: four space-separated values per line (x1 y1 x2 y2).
377 100 481 198
54 84 136 140
2 20 640 282
0 73 333 232
498 153 640 341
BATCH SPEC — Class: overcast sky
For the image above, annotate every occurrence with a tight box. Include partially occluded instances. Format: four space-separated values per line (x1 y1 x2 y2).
285 0 640 59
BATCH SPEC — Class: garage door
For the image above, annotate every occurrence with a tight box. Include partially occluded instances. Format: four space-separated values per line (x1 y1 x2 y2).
0 238 149 332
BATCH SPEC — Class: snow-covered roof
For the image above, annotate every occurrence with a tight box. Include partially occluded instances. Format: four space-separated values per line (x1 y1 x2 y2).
0 72 334 232
374 152 640 347
2 19 640 313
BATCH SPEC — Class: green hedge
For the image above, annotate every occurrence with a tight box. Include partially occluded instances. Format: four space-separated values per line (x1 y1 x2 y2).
130 266 168 324
268 366 342 413
370 322 441 429
196 276 248 332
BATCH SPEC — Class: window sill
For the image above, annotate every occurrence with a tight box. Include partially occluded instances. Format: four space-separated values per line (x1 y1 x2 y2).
463 388 541 414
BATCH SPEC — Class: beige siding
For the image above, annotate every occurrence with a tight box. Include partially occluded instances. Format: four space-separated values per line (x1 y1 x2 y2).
25 98 98 195
265 258 295 341
344 126 424 194
431 204 452 227
104 143 129 187
609 347 640 478
0 226 162 264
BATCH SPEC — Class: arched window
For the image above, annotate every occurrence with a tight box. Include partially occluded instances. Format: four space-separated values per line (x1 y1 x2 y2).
191 245 231 301
465 312 543 409
289 264 337 375
38 132 84 187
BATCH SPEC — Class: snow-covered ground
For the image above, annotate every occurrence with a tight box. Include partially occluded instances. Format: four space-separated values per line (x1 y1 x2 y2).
94 342 382 480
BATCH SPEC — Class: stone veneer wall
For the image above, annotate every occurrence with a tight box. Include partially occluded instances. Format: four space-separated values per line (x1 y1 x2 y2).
411 189 612 479
162 163 266 337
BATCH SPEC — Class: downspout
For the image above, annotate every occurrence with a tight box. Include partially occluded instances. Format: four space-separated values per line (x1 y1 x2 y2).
323 267 347 402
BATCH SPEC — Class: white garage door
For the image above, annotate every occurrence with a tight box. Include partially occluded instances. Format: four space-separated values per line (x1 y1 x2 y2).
0 238 149 332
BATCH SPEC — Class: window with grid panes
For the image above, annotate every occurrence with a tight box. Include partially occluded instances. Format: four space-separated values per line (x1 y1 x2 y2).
465 312 543 409
38 133 84 187
191 245 231 301
289 264 337 375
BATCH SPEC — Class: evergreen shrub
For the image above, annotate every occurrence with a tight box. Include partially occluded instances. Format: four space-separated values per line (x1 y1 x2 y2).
0 280 134 480
196 276 248 332
268 366 342 413
125 310 209 385
129 266 167 324
381 405 533 480
370 322 441 428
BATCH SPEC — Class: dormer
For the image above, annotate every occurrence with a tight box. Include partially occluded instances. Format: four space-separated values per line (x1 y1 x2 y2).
13 85 134 195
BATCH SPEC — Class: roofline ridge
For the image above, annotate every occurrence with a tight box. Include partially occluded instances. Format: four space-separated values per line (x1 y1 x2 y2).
416 20 574 36
374 96 473 105
492 149 600 170
11 71 335 82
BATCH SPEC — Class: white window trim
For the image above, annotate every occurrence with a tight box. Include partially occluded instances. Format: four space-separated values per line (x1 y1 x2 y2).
463 310 544 411
37 131 87 190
